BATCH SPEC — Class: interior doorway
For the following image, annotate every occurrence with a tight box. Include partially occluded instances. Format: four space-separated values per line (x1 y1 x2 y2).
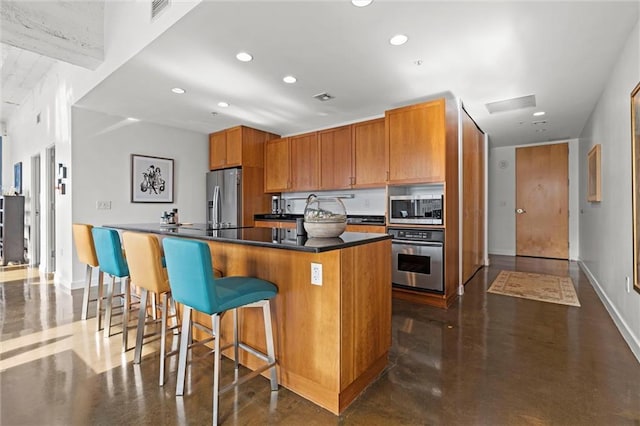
515 143 569 259
46 146 56 273
30 154 41 266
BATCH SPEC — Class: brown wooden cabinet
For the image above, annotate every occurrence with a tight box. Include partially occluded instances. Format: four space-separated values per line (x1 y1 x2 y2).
386 99 446 184
209 125 275 170
264 137 291 192
320 126 352 190
290 132 319 191
209 126 280 225
352 118 386 188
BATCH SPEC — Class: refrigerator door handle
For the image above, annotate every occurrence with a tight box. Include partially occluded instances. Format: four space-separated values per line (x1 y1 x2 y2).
212 185 221 226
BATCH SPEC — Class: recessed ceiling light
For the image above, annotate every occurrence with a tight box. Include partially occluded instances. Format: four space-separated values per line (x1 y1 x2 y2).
533 111 546 116
283 75 297 84
218 102 229 108
351 0 372 7
171 87 185 94
236 52 253 62
389 34 408 46
414 59 423 66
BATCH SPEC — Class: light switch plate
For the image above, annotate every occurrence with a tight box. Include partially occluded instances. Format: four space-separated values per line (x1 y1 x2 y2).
96 201 112 210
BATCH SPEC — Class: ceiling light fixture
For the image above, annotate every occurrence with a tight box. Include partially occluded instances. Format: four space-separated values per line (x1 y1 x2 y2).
351 0 373 7
533 111 546 116
171 87 186 94
389 34 408 46
236 52 253 62
283 75 297 84
218 101 229 108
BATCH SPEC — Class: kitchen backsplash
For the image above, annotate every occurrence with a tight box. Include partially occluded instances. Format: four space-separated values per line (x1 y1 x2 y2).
282 188 386 216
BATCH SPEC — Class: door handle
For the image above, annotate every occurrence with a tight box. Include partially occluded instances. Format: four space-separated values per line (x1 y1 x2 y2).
516 208 526 214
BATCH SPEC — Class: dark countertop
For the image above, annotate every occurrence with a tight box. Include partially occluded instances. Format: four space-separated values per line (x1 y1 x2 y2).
254 213 386 225
105 223 391 253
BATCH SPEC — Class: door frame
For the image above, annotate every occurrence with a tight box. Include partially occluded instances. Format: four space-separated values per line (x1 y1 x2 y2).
45 146 56 273
30 154 41 267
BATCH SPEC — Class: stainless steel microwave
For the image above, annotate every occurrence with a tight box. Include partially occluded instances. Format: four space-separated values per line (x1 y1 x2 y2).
389 194 444 225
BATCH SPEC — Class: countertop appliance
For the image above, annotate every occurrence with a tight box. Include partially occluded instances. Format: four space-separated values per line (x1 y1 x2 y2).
388 227 444 293
389 194 443 225
206 168 242 229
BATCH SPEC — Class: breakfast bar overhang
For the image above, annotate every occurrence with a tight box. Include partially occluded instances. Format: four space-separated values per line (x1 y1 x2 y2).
108 224 392 414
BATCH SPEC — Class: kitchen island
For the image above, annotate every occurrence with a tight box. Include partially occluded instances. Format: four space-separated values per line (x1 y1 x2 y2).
108 224 392 415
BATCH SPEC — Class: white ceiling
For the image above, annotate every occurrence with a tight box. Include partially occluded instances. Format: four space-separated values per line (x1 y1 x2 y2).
6 1 640 148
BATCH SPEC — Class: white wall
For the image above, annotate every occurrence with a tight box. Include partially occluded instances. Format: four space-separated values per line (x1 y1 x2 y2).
488 139 580 260
3 1 200 285
578 19 640 362
70 107 207 289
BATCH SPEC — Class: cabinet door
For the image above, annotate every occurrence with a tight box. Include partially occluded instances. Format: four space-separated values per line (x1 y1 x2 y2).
290 132 319 191
352 118 386 187
225 126 243 167
209 131 227 170
265 138 291 192
387 99 446 183
319 126 352 190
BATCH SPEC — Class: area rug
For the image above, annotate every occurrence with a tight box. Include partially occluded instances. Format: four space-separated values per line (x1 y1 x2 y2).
488 270 580 307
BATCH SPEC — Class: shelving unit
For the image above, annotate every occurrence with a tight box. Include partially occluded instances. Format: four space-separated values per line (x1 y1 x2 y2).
0 196 25 265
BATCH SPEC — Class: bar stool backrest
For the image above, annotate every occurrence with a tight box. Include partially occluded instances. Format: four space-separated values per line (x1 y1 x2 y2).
92 227 129 278
162 238 218 315
73 224 99 267
122 232 170 294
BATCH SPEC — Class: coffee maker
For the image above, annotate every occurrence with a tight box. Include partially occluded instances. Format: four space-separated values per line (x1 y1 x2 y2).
271 195 282 214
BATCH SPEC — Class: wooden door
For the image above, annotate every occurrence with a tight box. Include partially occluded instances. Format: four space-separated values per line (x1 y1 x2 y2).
290 132 319 191
516 143 568 259
225 126 243 167
386 99 446 184
264 138 290 192
209 131 226 170
352 118 386 187
320 126 352 190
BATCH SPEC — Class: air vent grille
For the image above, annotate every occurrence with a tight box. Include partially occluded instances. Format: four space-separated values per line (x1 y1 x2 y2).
486 94 536 114
313 93 335 102
151 0 170 20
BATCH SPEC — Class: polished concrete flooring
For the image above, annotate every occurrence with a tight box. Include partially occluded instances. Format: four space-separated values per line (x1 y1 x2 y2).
1 256 639 425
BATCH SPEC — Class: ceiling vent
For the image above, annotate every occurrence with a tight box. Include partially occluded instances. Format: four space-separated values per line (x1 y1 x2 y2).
485 94 536 114
151 0 170 20
313 93 335 102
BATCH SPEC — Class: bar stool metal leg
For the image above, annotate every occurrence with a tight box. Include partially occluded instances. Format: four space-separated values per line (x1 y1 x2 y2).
212 313 222 426
176 306 192 396
262 300 278 391
96 271 105 331
133 288 149 364
81 264 92 321
104 275 115 339
159 291 169 386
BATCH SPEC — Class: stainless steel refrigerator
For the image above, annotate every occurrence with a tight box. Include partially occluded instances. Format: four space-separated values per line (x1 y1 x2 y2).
206 168 242 229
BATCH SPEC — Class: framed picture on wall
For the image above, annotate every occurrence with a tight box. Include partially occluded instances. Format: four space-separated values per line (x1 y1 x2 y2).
131 154 174 203
14 162 22 194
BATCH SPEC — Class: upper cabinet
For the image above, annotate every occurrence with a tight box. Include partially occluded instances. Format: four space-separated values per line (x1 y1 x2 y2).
209 126 276 170
386 99 446 184
290 132 320 191
320 126 352 190
265 137 291 192
352 118 386 188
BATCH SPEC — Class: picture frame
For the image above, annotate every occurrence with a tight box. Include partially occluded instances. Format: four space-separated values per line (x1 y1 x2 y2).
14 162 22 194
587 144 601 203
631 82 640 294
131 154 174 203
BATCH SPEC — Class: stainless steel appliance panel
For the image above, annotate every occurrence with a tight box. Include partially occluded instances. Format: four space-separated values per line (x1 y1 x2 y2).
389 228 444 293
206 168 242 229
389 194 443 225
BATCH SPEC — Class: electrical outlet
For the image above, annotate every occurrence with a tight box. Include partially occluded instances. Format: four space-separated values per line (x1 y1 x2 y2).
311 262 322 286
626 276 631 293
96 201 112 210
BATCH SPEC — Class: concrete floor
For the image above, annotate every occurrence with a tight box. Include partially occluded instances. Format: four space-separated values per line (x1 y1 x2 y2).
1 256 639 425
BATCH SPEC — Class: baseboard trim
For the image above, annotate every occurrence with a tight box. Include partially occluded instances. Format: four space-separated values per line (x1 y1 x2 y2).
488 249 515 256
578 261 640 364
59 279 84 293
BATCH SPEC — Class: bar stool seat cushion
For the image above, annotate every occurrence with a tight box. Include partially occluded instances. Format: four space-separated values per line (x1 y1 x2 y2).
213 277 277 313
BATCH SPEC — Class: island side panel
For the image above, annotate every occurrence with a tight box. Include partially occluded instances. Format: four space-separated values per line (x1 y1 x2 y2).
339 239 392 411
205 240 344 413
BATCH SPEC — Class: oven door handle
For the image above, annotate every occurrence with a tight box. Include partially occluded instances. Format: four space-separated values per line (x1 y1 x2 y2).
392 239 443 247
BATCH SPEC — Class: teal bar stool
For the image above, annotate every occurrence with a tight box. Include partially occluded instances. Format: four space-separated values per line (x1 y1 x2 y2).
92 227 134 351
162 237 278 426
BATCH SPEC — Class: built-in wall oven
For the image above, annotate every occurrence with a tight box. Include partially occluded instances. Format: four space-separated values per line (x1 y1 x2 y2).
389 227 444 293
